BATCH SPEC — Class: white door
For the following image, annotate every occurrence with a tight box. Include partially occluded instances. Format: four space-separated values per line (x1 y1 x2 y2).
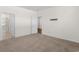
0 15 3 40
31 16 38 33
0 13 15 40
9 14 15 40
0 14 7 40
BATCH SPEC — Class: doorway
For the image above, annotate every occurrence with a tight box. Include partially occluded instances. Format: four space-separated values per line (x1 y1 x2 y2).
37 16 42 34
0 13 15 40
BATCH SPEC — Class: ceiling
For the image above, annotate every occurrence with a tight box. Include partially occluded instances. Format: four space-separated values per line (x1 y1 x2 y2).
19 6 52 12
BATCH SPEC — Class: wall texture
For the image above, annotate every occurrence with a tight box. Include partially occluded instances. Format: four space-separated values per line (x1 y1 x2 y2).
38 7 79 43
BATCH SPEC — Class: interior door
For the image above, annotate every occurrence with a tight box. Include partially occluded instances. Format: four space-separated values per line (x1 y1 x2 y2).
0 15 3 40
0 14 7 40
9 14 15 40
0 13 15 40
31 16 38 34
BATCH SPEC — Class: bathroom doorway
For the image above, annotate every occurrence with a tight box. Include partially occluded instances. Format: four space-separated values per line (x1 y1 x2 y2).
0 13 15 40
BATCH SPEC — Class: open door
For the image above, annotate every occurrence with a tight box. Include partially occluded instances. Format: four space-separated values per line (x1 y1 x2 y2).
9 14 15 40
0 14 4 40
0 13 15 40
31 16 38 34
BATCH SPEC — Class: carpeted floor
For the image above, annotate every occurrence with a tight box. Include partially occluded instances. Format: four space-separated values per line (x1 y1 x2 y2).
0 33 79 52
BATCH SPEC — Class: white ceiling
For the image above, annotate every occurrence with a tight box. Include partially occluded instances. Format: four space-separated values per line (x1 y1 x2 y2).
19 6 52 12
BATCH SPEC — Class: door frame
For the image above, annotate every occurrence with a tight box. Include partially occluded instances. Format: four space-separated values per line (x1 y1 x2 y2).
0 12 15 40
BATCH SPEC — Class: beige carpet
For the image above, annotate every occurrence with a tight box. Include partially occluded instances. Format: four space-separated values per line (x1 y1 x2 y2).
0 34 79 52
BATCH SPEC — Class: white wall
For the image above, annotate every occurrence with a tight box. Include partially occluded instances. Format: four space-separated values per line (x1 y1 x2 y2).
0 6 37 38
38 6 79 43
